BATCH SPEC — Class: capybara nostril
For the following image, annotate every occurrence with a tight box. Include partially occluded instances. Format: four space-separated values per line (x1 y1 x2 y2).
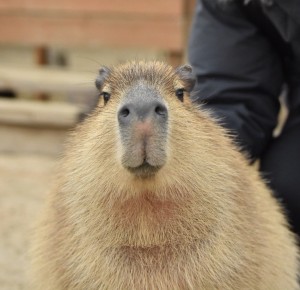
154 103 167 118
118 105 131 125
119 107 130 118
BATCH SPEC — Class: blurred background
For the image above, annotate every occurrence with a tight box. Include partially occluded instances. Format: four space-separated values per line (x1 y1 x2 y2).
0 0 195 289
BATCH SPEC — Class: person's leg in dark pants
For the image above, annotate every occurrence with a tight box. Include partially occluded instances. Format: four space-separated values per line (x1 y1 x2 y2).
260 121 300 237
260 109 300 238
260 0 300 237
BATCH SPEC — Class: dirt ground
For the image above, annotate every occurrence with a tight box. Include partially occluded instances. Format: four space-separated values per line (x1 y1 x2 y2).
0 153 57 290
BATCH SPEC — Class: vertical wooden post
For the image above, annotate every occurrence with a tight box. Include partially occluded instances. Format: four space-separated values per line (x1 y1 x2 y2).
35 46 48 65
35 46 50 100
166 0 196 67
166 51 184 67
183 0 196 62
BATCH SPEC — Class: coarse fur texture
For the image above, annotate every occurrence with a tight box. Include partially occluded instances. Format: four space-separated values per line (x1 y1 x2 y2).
30 61 299 290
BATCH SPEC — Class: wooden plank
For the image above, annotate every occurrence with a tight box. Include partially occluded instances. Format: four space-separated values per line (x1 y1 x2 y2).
0 0 183 17
0 124 69 155
0 99 82 128
0 13 183 50
0 65 96 94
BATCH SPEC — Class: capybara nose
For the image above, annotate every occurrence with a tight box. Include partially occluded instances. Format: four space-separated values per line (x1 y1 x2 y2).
118 100 168 126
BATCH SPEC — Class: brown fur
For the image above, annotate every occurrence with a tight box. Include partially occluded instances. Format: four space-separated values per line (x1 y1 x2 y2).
30 61 299 290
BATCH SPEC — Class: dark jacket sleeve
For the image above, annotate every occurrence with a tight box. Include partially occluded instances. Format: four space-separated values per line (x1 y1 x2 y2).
188 0 283 160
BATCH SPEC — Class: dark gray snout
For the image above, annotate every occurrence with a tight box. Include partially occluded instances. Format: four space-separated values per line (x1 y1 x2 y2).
118 82 168 178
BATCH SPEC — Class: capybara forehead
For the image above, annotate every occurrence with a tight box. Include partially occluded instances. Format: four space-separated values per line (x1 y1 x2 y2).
107 61 178 93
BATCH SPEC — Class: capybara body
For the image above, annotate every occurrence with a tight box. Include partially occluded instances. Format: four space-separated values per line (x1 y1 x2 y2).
30 61 299 290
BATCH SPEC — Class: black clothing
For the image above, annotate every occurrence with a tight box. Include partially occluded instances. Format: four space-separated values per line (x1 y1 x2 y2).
188 0 300 236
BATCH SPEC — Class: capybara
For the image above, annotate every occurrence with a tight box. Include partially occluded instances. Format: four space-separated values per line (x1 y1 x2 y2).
30 61 299 290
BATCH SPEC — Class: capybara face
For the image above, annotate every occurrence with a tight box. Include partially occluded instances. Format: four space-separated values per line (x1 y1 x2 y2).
95 61 195 178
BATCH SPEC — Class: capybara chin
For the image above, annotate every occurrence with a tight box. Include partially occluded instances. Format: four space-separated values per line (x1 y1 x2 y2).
30 61 299 290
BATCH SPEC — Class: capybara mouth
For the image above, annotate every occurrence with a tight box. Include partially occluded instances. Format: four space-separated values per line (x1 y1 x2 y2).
126 161 162 178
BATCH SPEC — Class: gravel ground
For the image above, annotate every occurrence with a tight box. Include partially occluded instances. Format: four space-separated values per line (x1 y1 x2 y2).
0 153 57 290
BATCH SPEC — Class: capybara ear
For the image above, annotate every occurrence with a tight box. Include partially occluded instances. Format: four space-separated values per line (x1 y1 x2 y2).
95 66 111 90
175 65 196 92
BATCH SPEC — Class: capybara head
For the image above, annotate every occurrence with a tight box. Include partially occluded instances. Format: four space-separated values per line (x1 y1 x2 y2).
66 60 237 204
95 61 195 178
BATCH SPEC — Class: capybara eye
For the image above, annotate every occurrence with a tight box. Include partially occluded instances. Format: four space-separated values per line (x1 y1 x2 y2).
100 92 111 105
175 88 184 102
